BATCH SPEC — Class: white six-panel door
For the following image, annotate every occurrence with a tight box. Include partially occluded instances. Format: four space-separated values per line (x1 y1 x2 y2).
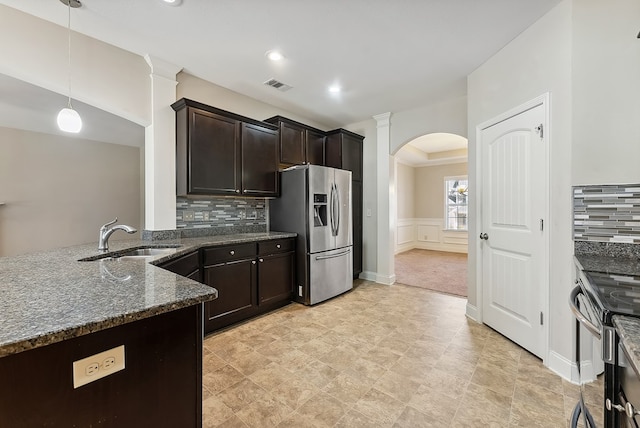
480 102 547 359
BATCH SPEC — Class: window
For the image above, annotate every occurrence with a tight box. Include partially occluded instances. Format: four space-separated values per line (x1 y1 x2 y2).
445 176 468 230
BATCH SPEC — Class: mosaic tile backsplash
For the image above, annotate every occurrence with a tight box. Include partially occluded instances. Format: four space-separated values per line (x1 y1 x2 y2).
176 197 267 232
574 184 640 243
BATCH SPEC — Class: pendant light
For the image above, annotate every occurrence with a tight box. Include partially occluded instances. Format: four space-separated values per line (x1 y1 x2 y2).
57 0 82 133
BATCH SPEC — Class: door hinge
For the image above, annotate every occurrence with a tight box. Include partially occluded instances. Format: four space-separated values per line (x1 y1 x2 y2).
540 219 544 231
540 312 544 325
535 123 543 138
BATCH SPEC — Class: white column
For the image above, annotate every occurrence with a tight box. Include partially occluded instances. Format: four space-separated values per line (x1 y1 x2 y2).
143 55 182 231
374 112 395 285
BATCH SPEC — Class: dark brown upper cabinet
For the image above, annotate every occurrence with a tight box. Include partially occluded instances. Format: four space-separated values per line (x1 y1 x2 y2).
173 98 279 197
265 116 326 167
325 128 364 278
325 129 363 181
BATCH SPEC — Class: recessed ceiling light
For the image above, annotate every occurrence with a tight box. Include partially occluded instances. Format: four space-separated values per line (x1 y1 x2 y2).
266 50 284 61
163 0 182 6
328 85 341 94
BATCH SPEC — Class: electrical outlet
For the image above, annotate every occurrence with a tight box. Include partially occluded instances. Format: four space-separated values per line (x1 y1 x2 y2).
203 211 210 221
73 345 125 389
183 210 195 221
298 285 303 297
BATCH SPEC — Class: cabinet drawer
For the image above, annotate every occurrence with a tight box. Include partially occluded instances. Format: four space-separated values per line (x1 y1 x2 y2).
258 239 294 256
203 243 256 265
158 251 199 277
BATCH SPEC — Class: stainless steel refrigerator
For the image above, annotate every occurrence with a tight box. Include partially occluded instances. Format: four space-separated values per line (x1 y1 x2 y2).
270 165 353 305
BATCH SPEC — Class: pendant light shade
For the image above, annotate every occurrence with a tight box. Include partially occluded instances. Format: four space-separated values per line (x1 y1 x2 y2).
58 0 82 133
57 106 82 133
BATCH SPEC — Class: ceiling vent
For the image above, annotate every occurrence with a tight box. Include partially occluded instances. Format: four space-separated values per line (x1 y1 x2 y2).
264 78 293 92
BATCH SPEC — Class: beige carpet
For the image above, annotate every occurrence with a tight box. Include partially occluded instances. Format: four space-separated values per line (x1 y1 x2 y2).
395 249 468 297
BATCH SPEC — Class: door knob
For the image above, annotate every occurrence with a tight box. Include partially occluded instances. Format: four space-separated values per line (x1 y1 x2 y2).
479 233 488 240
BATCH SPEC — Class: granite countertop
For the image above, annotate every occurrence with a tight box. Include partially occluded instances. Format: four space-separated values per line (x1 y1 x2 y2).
574 254 640 277
0 231 296 358
613 315 640 378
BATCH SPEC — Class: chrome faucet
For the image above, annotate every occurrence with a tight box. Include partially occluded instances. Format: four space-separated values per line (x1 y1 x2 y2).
98 217 137 251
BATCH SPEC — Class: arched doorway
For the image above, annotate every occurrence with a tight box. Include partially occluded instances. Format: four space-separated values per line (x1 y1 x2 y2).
392 132 469 296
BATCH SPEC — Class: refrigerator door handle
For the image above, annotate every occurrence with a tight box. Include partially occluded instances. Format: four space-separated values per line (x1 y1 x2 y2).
330 183 337 236
315 248 351 260
335 184 340 235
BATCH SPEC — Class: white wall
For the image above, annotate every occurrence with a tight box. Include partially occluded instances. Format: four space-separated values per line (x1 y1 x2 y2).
395 161 468 255
396 162 415 219
0 127 142 256
0 5 150 127
415 162 468 219
571 0 640 185
390 96 468 155
467 0 573 374
177 73 332 131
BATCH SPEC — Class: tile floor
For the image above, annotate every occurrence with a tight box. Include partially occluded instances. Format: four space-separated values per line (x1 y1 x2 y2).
201 280 604 427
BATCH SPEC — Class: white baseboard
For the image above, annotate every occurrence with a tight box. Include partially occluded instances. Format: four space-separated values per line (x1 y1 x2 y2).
359 271 377 282
394 242 414 255
546 350 596 384
357 271 395 285
415 242 468 254
376 273 396 285
465 303 478 322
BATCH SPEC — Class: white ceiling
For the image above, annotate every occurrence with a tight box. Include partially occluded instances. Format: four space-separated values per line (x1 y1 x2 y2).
395 133 468 167
0 73 144 146
0 0 562 134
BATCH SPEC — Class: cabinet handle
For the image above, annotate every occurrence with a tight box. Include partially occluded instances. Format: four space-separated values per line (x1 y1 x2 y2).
252 260 256 265
259 258 264 263
276 244 281 249
235 189 240 193
230 250 235 255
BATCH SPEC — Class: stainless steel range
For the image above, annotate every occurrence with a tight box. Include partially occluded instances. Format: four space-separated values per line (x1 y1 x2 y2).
571 265 640 427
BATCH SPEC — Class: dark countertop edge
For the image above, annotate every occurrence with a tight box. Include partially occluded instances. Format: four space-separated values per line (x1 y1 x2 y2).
0 296 213 359
613 315 640 379
0 231 296 358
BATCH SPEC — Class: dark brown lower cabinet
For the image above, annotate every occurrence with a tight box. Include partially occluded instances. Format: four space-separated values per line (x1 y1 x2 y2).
158 250 201 282
0 305 203 428
258 251 294 305
204 257 257 332
202 239 294 333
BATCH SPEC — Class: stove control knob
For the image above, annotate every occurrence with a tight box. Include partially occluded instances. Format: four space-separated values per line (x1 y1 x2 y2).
625 402 640 419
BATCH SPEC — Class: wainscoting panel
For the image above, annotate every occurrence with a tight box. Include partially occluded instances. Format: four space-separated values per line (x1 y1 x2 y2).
396 218 468 254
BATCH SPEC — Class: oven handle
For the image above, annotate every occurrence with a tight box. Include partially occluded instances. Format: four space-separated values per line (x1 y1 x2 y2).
569 285 601 340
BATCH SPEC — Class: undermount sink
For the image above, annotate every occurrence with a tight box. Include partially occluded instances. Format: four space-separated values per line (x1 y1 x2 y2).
118 248 177 257
79 245 180 262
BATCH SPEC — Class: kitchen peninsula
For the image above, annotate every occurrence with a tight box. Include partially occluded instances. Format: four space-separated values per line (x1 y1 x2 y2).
0 231 293 427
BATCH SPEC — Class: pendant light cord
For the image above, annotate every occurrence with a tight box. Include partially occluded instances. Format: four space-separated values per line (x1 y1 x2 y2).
66 1 73 109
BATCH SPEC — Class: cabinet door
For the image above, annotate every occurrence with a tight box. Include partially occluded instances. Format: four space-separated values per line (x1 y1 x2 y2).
280 121 305 165
340 134 363 181
241 123 279 197
157 251 199 278
189 108 241 195
258 252 294 305
203 258 256 332
305 129 326 166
